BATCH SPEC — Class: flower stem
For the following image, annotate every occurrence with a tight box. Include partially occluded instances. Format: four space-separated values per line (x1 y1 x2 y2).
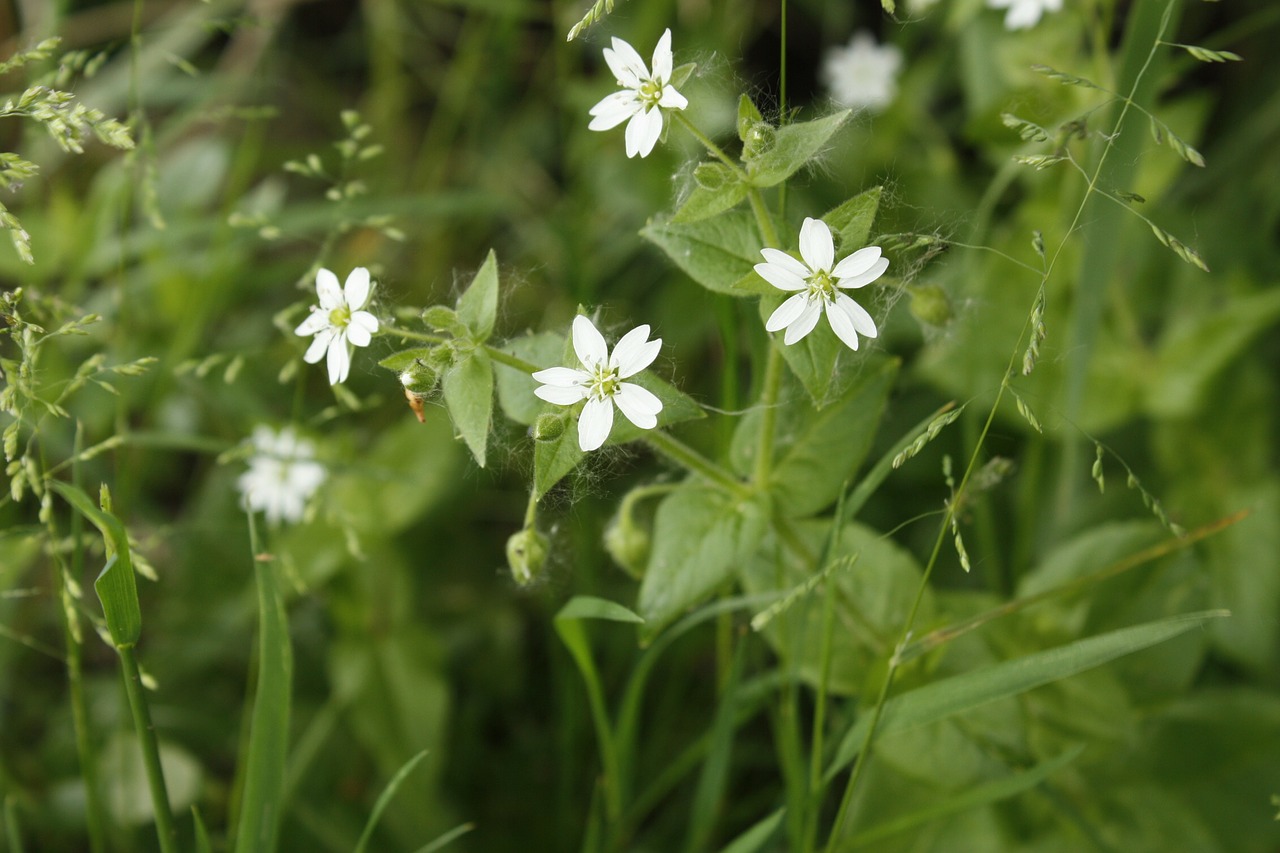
672 111 747 179
643 431 749 499
382 325 543 373
119 645 179 853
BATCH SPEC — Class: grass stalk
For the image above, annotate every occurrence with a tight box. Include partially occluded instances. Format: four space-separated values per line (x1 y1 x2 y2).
118 645 179 853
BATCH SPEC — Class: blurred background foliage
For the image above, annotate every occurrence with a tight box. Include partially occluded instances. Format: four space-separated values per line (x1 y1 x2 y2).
0 0 1278 850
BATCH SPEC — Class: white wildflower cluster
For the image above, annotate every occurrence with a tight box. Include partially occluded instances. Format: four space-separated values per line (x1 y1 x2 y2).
237 426 326 525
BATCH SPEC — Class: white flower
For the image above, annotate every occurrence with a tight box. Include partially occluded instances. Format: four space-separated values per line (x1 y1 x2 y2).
987 0 1062 30
588 29 689 158
294 267 379 385
532 316 664 452
822 31 903 111
237 426 326 525
755 217 888 351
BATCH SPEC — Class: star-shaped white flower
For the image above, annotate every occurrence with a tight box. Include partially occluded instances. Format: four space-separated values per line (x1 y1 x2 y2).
295 267 379 385
987 0 1062 30
822 31 903 111
588 29 689 158
237 426 326 525
532 316 664 452
755 217 888 351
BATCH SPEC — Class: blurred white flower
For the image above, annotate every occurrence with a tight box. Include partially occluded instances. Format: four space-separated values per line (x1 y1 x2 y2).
237 426 326 525
532 316 664 452
988 0 1062 30
822 31 903 111
907 0 942 13
755 217 888 351
295 267 379 385
588 29 689 158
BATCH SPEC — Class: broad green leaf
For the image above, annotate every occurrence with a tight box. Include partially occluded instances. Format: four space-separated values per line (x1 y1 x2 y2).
495 331 563 425
354 750 430 853
1146 288 1280 419
731 358 897 516
822 186 882 250
441 348 493 466
49 481 141 647
234 560 292 853
756 297 874 407
672 175 748 224
745 111 850 188
556 595 644 624
532 420 584 501
455 249 499 342
640 210 762 297
607 371 705 443
826 610 1229 779
378 348 433 373
736 94 764 142
847 746 1084 846
740 520 930 695
638 485 768 635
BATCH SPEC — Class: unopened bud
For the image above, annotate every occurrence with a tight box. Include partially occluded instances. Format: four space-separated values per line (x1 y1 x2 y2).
604 512 650 579
506 528 548 586
909 284 953 328
533 412 566 442
398 360 438 395
742 122 776 161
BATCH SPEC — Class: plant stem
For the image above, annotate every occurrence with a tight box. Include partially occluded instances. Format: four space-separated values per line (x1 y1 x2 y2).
644 432 749 499
671 111 747 179
382 325 543 373
118 645 179 853
752 346 784 487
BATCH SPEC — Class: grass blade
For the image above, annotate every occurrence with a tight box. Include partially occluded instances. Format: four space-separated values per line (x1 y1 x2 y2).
354 750 430 853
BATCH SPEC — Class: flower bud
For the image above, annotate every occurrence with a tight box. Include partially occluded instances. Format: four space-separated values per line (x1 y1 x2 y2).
533 412 566 442
506 528 548 586
909 284 953 328
604 511 650 579
398 360 438 395
742 122 776 161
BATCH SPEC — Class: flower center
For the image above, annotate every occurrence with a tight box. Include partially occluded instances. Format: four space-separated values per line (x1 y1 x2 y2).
806 269 837 304
328 305 352 328
585 363 621 401
638 78 664 109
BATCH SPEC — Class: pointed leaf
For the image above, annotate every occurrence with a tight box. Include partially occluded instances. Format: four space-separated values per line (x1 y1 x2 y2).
455 249 499 342
495 331 564 425
354 750 430 853
822 186 882 250
737 94 764 142
378 348 433 373
442 349 493 466
673 176 749 224
557 595 644 624
641 211 762 297
745 111 850 188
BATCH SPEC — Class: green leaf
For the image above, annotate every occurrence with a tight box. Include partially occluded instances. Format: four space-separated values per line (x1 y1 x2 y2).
731 358 896 516
557 595 644 624
442 348 494 467
822 186 882 250
495 331 563 425
848 747 1084 845
638 485 768 635
736 94 764 143
607 371 706 443
234 560 292 853
826 610 1229 779
755 299 849 407
192 806 213 853
378 348 433 373
532 420 585 501
640 210 763 297
49 481 141 648
455 249 499 341
744 111 850 188
354 750 430 853
672 166 748 224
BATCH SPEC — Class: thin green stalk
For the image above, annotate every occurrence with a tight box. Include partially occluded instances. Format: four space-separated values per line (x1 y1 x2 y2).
643 431 750 499
671 111 746 178
118 646 179 853
802 567 839 852
381 326 542 373
4 795 23 853
752 346 784 487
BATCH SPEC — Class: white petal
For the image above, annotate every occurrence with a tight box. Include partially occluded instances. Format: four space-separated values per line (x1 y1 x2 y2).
349 310 379 342
610 325 661 377
658 85 687 111
835 256 889 290
831 246 882 279
783 299 823 345
825 298 862 351
326 336 350 385
765 293 810 332
535 384 588 405
572 315 609 368
835 292 879 338
588 91 640 130
604 38 648 89
759 248 812 278
754 261 808 292
651 29 673 82
303 328 335 363
614 383 662 429
343 267 371 309
798 218 835 273
532 366 588 387
578 397 614 451
316 268 342 309
625 107 664 158
346 320 372 348
295 310 329 337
